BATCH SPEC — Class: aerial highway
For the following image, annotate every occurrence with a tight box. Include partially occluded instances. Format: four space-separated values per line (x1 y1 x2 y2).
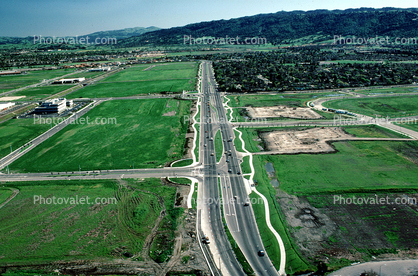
198 61 246 275
199 61 281 275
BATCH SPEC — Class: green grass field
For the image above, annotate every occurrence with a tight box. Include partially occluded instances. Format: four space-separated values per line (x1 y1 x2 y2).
343 125 408 138
0 118 55 159
102 63 197 82
9 99 191 172
67 80 193 98
0 69 74 93
325 95 418 117
0 178 181 265
355 86 418 95
226 92 345 108
265 141 418 195
0 188 14 205
11 85 74 101
70 70 106 79
215 129 223 163
67 62 198 98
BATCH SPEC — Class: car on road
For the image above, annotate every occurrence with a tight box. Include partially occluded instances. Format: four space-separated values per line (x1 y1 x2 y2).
202 235 210 244
244 200 249 206
228 169 232 173
211 153 214 156
204 144 207 147
258 250 265 256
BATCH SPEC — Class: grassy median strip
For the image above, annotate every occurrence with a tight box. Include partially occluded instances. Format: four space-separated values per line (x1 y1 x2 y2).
215 129 223 163
194 124 200 162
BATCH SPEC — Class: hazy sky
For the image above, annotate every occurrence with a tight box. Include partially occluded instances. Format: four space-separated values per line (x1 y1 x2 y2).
1 0 417 37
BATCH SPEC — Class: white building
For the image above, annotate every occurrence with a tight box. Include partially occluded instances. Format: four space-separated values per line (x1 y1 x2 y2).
52 77 85 84
88 67 111 72
66 100 74 107
34 98 67 114
0 102 15 111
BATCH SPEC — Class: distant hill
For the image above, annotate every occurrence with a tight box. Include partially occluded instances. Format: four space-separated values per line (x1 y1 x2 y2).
78 26 161 42
0 26 161 46
118 7 418 46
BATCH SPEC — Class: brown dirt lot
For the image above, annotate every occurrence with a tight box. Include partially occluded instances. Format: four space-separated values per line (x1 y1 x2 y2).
247 105 323 119
276 190 418 269
260 127 352 154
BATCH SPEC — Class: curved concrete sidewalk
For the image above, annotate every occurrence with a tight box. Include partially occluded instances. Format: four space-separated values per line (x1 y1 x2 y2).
226 96 287 275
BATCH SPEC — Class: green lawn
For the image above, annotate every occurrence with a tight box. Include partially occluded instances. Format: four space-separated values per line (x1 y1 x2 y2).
325 95 418 118
102 62 197 83
215 129 223 163
0 188 14 205
9 99 191 172
0 178 181 265
343 125 408 138
0 69 74 93
11 85 74 101
0 118 55 159
265 141 418 195
70 70 106 79
68 79 194 98
66 62 198 98
234 129 244 152
355 86 418 95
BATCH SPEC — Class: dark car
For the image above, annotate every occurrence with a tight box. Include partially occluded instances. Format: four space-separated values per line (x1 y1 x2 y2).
258 250 265 256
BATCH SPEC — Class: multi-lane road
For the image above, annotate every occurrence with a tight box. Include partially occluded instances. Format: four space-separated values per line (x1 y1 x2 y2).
199 61 281 275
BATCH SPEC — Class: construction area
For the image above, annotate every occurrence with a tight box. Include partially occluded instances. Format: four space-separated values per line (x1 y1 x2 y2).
247 105 323 120
260 127 353 154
